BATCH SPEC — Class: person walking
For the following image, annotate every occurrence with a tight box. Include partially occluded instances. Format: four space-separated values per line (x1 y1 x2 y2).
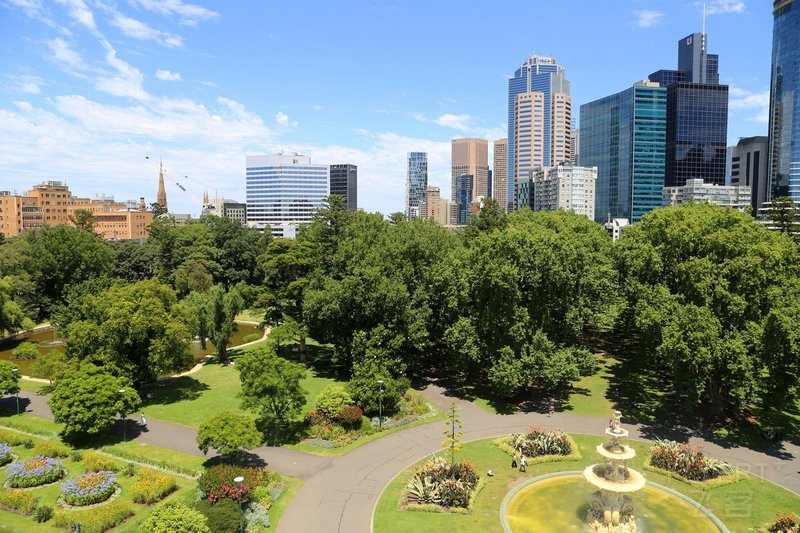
519 455 527 473
511 453 518 469
140 413 147 427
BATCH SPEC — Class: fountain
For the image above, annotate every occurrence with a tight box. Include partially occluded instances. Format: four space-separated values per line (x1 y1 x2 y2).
583 410 645 532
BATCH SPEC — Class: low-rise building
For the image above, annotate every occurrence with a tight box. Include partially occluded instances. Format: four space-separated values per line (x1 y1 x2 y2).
662 178 751 211
530 165 597 219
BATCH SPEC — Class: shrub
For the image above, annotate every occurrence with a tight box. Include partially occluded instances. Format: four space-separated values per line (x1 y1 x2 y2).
197 465 274 503
193 499 240 533
650 439 736 481
83 451 118 472
53 500 133 533
336 404 364 427
132 468 177 504
6 456 64 488
405 457 479 509
400 389 430 417
251 486 272 510
769 513 800 532
122 462 138 477
35 504 54 523
507 426 572 457
32 439 71 459
0 443 12 466
315 385 354 420
307 421 345 441
138 502 210 533
69 450 83 462
60 471 117 506
244 501 270 532
13 341 39 360
0 490 38 515
23 439 34 449
0 429 28 446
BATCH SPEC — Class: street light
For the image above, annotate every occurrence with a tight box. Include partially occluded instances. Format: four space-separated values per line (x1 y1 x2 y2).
118 389 127 441
233 476 245 533
11 368 19 415
377 380 384 430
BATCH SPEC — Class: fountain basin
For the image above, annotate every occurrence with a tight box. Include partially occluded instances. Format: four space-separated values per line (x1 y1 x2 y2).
584 465 646 493
596 443 637 461
501 472 728 533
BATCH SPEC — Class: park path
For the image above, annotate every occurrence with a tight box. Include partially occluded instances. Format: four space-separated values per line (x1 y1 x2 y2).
3 383 800 532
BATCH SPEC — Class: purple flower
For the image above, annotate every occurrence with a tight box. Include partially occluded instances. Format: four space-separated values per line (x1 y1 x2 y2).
6 456 64 488
60 471 117 506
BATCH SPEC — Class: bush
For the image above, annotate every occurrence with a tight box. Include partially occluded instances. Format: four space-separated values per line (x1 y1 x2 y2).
244 501 270 532
6 456 64 488
507 427 572 457
193 499 240 533
0 443 12 466
0 429 29 446
307 421 345 441
132 468 177 504
650 439 736 481
83 451 118 472
315 385 354 420
571 347 597 376
400 390 430 417
242 333 262 343
35 504 54 523
197 465 275 503
769 513 800 532
13 341 39 360
251 486 272 510
138 502 210 533
405 457 479 509
0 490 38 515
122 462 138 477
32 439 71 458
53 500 134 533
336 404 364 427
60 471 117 506
69 450 83 462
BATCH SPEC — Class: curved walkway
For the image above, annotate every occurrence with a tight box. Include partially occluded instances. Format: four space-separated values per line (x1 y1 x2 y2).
4 383 800 533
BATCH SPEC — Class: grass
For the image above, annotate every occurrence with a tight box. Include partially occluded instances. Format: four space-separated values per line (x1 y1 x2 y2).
373 434 800 533
235 309 266 323
558 355 616 417
99 441 206 478
270 476 303 528
0 412 61 438
18 379 49 394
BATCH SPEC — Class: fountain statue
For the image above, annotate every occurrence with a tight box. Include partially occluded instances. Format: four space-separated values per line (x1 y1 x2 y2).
583 410 646 533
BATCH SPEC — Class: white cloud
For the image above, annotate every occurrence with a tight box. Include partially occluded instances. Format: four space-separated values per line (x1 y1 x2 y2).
434 113 473 131
95 40 148 100
55 0 98 33
274 111 298 127
110 13 184 47
7 74 44 94
729 86 769 123
702 0 746 15
4 0 43 17
46 37 90 76
155 69 182 82
634 10 664 28
129 0 219 26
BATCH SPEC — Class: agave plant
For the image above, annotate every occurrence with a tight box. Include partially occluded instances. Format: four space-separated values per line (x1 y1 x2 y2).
406 475 441 505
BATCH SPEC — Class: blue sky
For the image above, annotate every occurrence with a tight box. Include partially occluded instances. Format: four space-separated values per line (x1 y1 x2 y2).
0 0 773 215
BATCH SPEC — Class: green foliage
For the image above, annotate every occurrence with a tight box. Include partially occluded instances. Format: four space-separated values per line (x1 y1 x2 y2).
110 240 155 282
0 276 34 335
189 284 245 361
315 384 353 420
32 350 73 384
251 485 273 509
405 457 478 509
649 438 736 481
83 451 118 472
506 427 573 457
0 489 38 515
12 341 38 360
0 428 30 446
196 411 262 457
131 468 178 504
442 403 463 464
138 502 210 533
767 197 800 243
243 501 270 532
34 504 54 523
192 498 240 533
68 209 99 234
32 439 70 458
347 355 408 417
49 364 141 439
237 346 306 441
0 360 20 395
52 499 134 533
197 464 277 503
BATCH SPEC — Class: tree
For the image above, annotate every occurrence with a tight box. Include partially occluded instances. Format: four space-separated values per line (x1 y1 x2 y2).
237 346 306 442
442 403 463 464
196 412 262 459
0 361 20 397
110 240 155 282
0 276 33 335
33 350 73 385
12 341 39 361
63 279 195 388
149 203 168 217
203 284 245 362
139 502 210 533
464 196 507 237
68 209 99 234
767 196 800 243
49 364 141 440
314 384 353 419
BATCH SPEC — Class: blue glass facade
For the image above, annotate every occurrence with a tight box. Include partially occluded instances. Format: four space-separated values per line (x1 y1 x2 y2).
769 0 800 201
580 83 667 223
405 152 428 220
455 174 473 225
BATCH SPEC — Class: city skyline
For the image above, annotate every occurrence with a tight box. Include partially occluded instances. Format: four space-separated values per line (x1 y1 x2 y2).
0 1 773 215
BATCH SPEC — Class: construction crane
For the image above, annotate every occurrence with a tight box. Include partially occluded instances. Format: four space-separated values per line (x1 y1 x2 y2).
175 179 215 215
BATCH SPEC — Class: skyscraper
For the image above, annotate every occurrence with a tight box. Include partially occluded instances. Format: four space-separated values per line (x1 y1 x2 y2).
493 139 508 211
571 129 580 165
246 153 329 238
451 138 489 203
507 55 571 210
768 0 800 202
650 33 729 187
580 80 667 223
731 136 769 214
455 174 474 225
329 164 357 211
405 152 428 220
531 165 597 220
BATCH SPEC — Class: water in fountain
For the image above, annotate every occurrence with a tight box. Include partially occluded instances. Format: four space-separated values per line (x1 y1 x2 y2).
583 410 646 533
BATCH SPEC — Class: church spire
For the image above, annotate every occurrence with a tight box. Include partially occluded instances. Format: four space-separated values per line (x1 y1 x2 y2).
203 189 209 205
157 160 168 211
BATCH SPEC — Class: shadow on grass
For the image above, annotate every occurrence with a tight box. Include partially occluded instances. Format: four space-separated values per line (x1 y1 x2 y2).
142 376 211 406
203 451 268 469
255 417 307 447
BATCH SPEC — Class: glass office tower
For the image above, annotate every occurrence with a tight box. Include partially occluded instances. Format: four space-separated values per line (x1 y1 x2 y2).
405 152 428 220
768 0 800 202
329 164 358 211
580 81 667 223
455 174 474 225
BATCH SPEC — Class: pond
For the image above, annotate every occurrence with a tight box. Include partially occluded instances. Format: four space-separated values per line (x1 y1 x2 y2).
0 323 263 378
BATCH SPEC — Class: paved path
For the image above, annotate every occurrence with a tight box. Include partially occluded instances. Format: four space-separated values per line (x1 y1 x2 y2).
3 383 800 533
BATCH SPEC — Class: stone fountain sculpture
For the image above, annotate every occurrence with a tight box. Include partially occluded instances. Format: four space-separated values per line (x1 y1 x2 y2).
583 410 646 533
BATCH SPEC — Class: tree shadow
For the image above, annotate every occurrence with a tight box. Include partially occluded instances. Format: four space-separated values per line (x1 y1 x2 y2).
254 417 307 447
142 376 210 406
433 376 518 415
0 398 33 417
203 451 268 469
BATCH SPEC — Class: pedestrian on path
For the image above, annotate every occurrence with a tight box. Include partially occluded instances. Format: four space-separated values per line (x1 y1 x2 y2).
511 454 517 469
140 413 147 431
519 455 527 473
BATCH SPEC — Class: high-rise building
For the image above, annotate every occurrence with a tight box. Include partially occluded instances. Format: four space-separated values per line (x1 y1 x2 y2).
663 179 751 211
451 138 489 203
405 152 428 220
507 55 571 210
493 138 508 211
531 165 597 220
246 153 329 238
731 136 769 214
649 33 729 187
571 129 580 165
329 164 357 211
580 80 667 223
768 0 800 202
426 185 451 226
455 174 473 225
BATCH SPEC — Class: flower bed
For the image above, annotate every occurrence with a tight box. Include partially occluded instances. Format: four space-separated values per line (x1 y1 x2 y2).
0 443 12 466
403 457 481 513
131 468 177 504
60 471 117 506
52 499 133 533
496 426 581 464
5 456 65 488
197 464 280 503
0 490 38 515
768 513 800 532
648 439 736 482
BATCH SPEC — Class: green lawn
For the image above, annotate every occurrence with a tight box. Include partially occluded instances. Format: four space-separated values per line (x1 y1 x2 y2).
559 355 616 417
0 412 61 438
374 434 800 533
100 441 206 478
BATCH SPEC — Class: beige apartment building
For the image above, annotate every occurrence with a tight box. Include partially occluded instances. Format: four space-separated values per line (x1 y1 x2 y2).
425 185 451 226
0 181 154 240
493 138 508 211
513 92 572 183
531 165 596 220
451 138 489 205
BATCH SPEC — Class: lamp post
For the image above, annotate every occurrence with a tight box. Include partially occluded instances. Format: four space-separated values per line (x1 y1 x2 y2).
377 380 384 430
234 476 245 533
11 368 19 415
118 389 126 441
